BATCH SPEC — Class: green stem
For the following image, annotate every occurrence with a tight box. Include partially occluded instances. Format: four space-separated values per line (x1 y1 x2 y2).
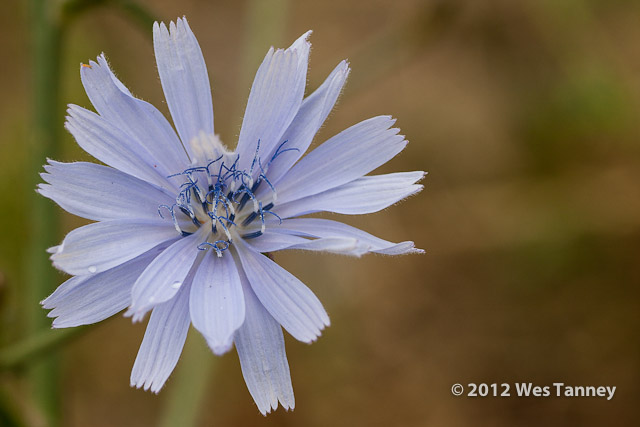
0 327 91 371
57 0 158 32
0 385 27 427
231 0 291 137
157 334 214 427
26 0 64 425
20 1 156 425
109 0 159 32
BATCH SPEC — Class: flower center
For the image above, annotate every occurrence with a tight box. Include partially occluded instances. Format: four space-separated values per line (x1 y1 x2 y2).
158 134 294 257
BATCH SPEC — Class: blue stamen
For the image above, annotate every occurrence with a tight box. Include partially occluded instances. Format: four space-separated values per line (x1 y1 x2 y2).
249 139 261 176
242 231 263 239
218 216 236 227
268 139 299 167
237 191 251 211
253 156 278 201
197 240 230 257
262 209 282 224
259 171 276 196
206 155 224 171
250 179 261 194
161 146 282 249
157 204 173 219
233 186 259 212
241 211 258 227
158 203 193 236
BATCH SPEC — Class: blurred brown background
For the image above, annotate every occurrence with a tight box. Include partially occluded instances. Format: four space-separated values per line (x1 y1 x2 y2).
1 0 639 426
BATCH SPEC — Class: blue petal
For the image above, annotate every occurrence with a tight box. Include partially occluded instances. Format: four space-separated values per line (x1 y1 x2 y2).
263 60 350 188
274 171 425 218
235 32 310 177
39 161 175 221
235 242 329 343
243 230 367 256
65 105 176 191
234 267 294 415
274 116 406 205
243 232 309 253
127 226 209 322
190 249 245 355
153 18 214 155
244 231 363 256
263 218 423 255
283 237 362 254
42 248 163 328
80 54 190 177
130 284 191 393
51 220 179 276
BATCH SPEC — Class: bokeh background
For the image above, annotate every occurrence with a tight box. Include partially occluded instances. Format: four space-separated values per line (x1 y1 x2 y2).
1 0 639 426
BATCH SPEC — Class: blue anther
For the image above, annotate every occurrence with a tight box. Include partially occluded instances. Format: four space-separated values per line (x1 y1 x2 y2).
250 179 262 194
233 186 258 210
241 211 258 226
242 230 263 239
237 192 251 211
177 204 201 227
178 205 192 218
167 147 282 244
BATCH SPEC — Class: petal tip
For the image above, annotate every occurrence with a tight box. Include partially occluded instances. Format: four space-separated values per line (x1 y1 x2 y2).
208 340 234 356
301 30 312 43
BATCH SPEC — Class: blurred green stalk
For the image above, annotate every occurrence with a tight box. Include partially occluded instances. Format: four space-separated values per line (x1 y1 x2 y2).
0 327 90 371
158 334 214 427
0 385 26 427
232 0 290 134
110 0 158 30
25 0 64 425
17 1 156 425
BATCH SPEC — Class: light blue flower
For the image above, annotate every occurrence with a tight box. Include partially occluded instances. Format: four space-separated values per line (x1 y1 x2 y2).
39 17 424 415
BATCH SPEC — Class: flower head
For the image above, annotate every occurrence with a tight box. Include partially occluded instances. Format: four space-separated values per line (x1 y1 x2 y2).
39 17 424 415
